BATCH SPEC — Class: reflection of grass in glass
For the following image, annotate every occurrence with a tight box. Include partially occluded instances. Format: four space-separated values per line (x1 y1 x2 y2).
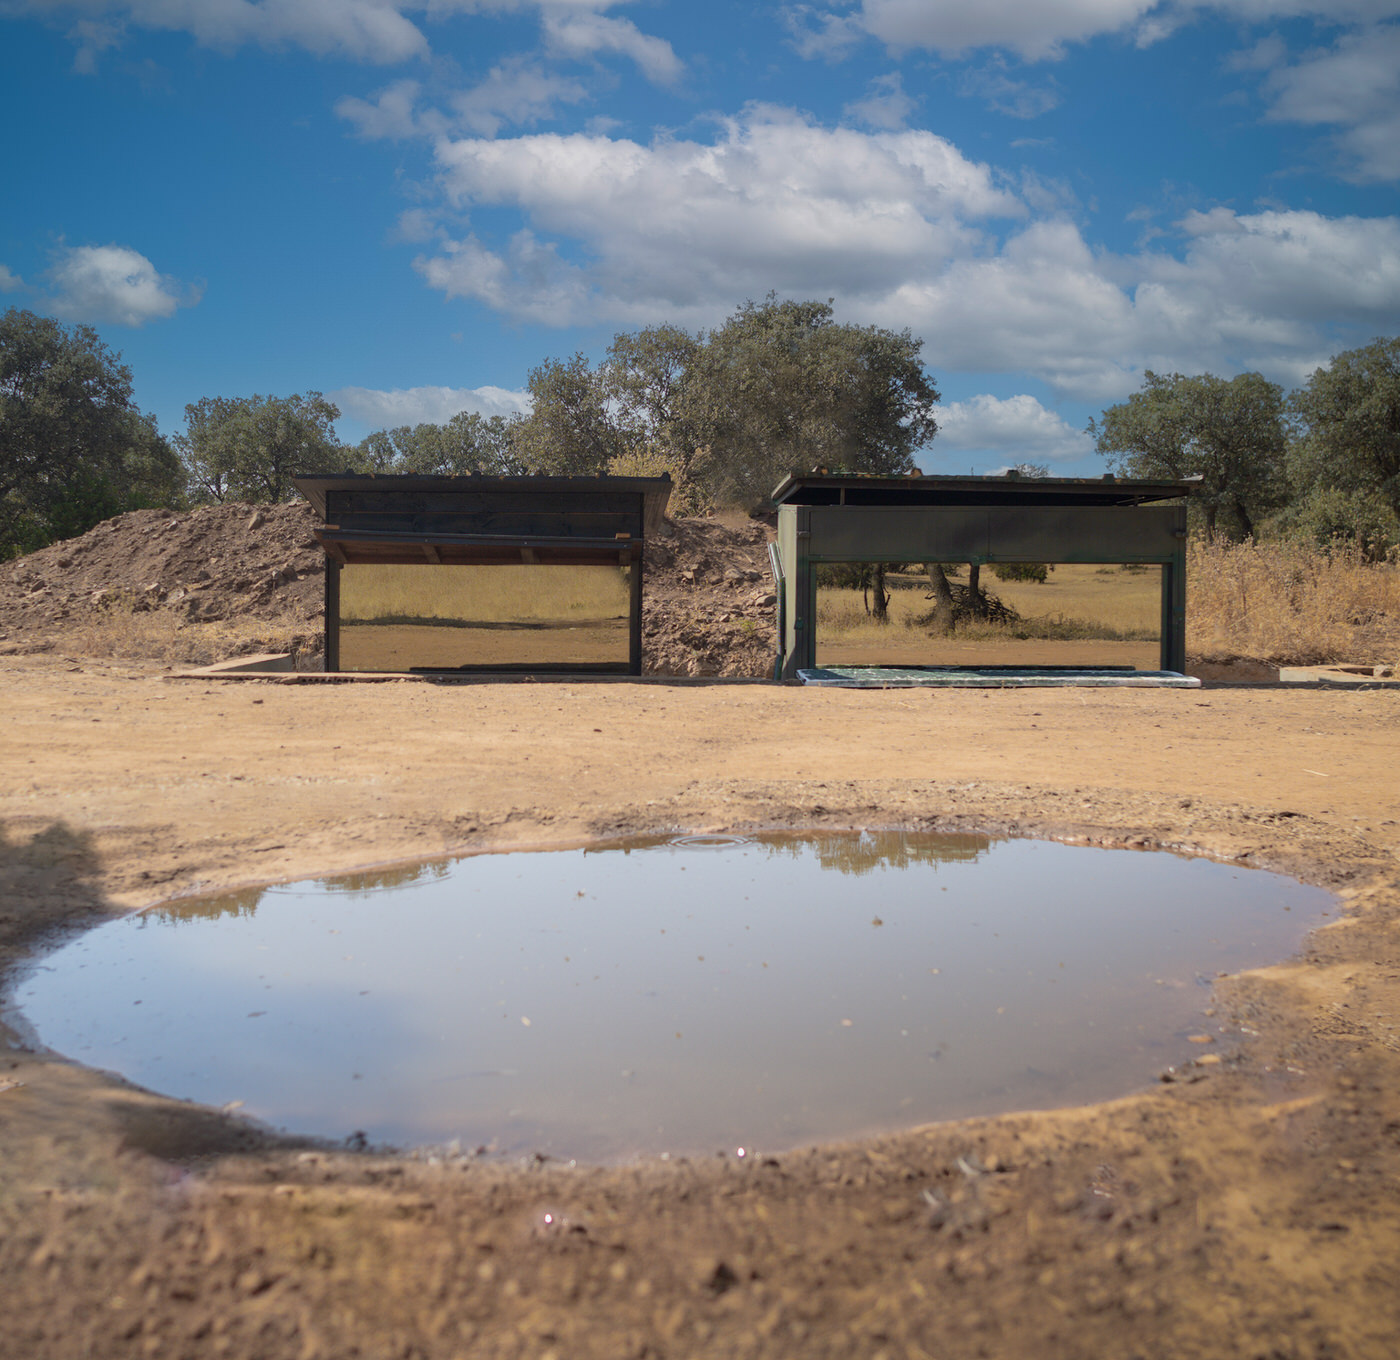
341 564 630 625
817 565 1161 644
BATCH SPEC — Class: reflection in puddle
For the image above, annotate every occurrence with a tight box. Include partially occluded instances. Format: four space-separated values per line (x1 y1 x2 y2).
14 833 1330 1162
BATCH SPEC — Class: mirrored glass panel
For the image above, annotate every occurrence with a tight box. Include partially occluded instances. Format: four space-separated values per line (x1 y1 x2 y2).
815 562 1162 669
338 562 632 671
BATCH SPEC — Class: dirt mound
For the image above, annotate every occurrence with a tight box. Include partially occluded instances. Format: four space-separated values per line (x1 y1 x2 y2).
643 515 777 677
0 501 326 661
0 502 779 677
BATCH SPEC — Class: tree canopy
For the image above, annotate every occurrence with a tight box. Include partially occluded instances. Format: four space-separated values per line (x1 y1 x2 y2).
179 391 347 504
1089 370 1287 537
511 296 940 509
1289 337 1400 519
356 410 523 477
0 308 183 557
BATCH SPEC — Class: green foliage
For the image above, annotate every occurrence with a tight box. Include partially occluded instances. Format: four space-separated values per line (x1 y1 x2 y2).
510 296 939 511
179 391 348 504
356 410 523 477
1089 370 1287 538
512 352 624 476
1289 336 1400 520
1268 485 1400 561
0 308 183 558
686 296 939 508
991 562 1049 583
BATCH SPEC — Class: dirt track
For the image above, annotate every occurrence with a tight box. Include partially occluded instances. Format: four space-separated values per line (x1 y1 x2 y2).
3 653 1400 1358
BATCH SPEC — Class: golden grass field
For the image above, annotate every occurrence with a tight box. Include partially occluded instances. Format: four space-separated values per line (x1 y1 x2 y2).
816 564 1163 668
339 619 630 670
816 545 1400 669
339 563 630 625
1186 537 1400 665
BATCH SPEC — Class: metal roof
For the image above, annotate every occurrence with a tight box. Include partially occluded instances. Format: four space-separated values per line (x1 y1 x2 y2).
294 473 673 536
769 472 1195 509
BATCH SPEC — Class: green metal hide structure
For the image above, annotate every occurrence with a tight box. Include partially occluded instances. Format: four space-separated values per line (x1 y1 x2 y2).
769 472 1195 680
295 474 672 676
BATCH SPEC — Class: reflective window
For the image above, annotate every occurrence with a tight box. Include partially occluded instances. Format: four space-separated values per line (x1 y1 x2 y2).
814 562 1162 669
338 562 632 671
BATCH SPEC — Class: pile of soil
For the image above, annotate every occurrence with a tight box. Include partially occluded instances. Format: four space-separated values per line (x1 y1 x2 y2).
0 502 779 677
0 502 325 651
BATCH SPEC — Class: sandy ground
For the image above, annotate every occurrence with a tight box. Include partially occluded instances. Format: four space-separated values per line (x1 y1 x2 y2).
3 652 1400 1359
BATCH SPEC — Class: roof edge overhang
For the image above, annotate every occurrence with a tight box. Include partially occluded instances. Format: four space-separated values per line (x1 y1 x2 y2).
769 472 1197 509
293 473 673 536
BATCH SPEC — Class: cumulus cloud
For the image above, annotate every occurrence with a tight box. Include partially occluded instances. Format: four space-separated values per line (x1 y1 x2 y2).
419 108 1023 325
1261 23 1400 182
408 109 1400 400
335 78 427 139
448 57 591 135
959 62 1060 118
11 0 432 64
932 393 1095 460
0 264 23 292
331 383 531 426
805 0 1400 62
855 0 1158 61
540 9 681 84
843 72 916 129
8 0 681 73
45 244 197 326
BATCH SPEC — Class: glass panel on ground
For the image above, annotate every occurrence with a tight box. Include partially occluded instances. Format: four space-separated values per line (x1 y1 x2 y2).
814 563 1163 669
338 562 631 671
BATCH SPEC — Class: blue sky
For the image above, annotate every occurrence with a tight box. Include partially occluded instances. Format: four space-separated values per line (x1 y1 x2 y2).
2 0 1398 476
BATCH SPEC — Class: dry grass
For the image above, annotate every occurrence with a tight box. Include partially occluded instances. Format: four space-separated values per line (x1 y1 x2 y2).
60 602 310 666
817 565 1161 646
1187 537 1400 666
340 564 629 625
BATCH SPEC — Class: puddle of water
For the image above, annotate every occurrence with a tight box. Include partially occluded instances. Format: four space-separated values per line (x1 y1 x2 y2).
12 832 1330 1162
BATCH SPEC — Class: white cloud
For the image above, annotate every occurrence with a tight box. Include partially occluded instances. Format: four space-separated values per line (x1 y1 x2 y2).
45 244 197 326
843 72 916 129
0 264 23 292
409 110 1400 401
7 0 679 70
960 62 1060 118
814 0 1400 62
856 0 1158 61
335 78 426 139
448 56 590 134
331 383 531 426
420 108 1023 325
12 0 432 64
1261 23 1400 182
933 394 1095 460
540 9 681 84
783 6 866 60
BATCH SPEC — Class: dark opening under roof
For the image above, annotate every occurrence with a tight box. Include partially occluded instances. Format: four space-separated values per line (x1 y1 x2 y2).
294 473 673 537
769 472 1195 509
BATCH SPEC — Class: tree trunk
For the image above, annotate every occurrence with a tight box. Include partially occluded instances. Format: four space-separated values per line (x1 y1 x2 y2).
871 563 890 622
925 563 954 635
967 562 988 619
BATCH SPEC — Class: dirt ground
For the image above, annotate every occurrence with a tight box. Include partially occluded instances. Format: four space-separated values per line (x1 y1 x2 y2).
3 647 1399 1359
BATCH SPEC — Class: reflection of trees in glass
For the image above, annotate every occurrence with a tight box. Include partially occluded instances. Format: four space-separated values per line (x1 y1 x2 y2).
759 831 991 877
151 860 449 924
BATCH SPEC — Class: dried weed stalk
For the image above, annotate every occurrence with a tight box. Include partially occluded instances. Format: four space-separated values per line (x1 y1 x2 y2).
1187 538 1400 666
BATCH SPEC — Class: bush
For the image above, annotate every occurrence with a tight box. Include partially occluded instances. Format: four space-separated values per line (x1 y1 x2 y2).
990 562 1049 583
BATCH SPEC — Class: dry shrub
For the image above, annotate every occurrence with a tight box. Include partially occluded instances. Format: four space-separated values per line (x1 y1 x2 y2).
61 597 311 666
1187 537 1400 665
